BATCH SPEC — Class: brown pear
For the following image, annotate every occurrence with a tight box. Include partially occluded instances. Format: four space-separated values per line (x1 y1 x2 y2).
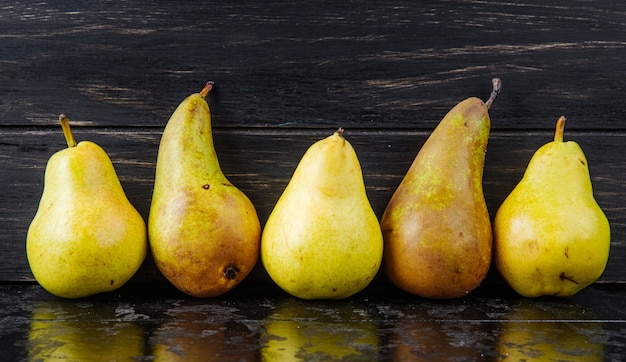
149 83 261 298
381 78 501 299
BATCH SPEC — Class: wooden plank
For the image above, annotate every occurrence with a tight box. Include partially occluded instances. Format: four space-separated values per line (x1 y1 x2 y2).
2 128 623 283
0 1 624 130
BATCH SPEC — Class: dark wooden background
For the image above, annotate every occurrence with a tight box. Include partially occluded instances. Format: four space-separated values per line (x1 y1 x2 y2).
1 0 624 285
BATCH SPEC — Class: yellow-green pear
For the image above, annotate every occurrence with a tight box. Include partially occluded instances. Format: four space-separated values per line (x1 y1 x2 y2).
149 82 261 298
26 115 147 299
381 78 501 299
261 129 383 300
494 116 610 297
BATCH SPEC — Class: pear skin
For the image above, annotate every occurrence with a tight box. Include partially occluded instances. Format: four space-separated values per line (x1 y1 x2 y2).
494 116 610 297
149 83 261 298
26 115 147 299
381 79 501 299
261 129 383 300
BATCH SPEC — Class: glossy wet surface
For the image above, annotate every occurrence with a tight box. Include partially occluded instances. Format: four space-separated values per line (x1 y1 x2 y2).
1 282 624 361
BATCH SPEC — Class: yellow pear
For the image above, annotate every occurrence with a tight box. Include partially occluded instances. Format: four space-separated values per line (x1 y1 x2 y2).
26 115 147 299
494 116 610 297
149 82 261 298
261 129 383 300
381 78 501 299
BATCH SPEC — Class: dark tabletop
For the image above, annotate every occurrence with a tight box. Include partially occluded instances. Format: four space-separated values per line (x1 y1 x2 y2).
1 1 625 360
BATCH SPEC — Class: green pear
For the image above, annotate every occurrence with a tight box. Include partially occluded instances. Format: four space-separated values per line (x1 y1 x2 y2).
261 129 383 300
26 115 147 299
494 116 610 297
381 78 501 299
149 82 261 298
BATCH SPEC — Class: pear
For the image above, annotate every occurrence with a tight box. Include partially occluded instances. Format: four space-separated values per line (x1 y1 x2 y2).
149 82 261 298
381 78 501 299
261 129 383 300
26 115 147 299
494 116 610 297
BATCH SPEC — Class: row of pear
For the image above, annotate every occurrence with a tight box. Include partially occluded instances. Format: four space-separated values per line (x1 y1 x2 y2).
26 79 610 300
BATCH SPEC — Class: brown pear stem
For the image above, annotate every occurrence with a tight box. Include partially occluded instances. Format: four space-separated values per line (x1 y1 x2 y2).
336 127 345 138
484 78 502 109
59 114 77 148
200 81 215 99
554 116 566 142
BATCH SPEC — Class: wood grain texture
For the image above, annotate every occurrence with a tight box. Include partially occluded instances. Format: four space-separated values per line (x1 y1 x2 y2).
1 1 624 129
1 1 625 284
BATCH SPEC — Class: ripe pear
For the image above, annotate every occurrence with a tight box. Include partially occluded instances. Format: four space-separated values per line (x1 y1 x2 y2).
149 82 261 298
26 115 147 299
261 129 383 300
381 78 501 299
494 116 610 297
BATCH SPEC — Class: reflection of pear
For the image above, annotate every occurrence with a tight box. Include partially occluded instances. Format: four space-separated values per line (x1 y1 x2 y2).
497 302 604 361
27 300 145 360
261 129 383 299
388 303 492 360
27 115 147 298
494 116 610 297
151 301 258 361
261 299 379 360
381 79 501 299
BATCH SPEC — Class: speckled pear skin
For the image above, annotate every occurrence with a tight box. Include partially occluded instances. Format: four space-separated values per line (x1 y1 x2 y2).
494 117 610 297
149 83 261 298
381 79 500 299
261 130 383 300
27 117 147 299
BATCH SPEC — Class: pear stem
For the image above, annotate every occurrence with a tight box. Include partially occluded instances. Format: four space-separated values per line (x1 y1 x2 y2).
59 114 77 148
554 116 566 142
484 78 502 109
336 127 345 138
200 81 215 99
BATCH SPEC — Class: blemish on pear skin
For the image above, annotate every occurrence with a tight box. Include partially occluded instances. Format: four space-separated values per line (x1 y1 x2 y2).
110 280 114 285
202 184 210 190
559 272 579 284
223 265 240 280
